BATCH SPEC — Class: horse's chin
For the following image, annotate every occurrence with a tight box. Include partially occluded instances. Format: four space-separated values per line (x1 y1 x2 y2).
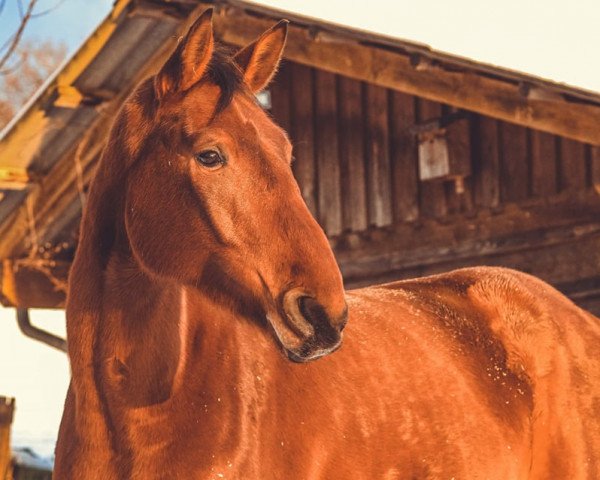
265 311 343 363
284 339 343 363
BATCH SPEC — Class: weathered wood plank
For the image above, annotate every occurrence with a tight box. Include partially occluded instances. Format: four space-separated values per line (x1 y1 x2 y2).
417 99 447 218
591 146 600 195
445 108 473 214
289 63 317 216
269 61 292 134
365 84 393 227
315 70 342 236
500 121 529 202
340 230 600 290
559 137 587 192
530 131 557 197
473 116 500 208
338 76 367 232
389 91 418 222
339 231 600 318
334 193 600 297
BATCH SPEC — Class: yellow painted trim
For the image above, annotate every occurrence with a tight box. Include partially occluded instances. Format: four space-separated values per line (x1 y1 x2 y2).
54 85 84 109
1 259 17 306
55 0 130 87
0 166 29 189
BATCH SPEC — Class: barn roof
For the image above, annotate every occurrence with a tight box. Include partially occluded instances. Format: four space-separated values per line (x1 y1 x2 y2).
1 0 600 308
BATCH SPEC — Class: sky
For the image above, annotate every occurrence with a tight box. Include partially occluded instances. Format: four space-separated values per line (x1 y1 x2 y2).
1 0 600 462
1 0 600 91
0 0 112 54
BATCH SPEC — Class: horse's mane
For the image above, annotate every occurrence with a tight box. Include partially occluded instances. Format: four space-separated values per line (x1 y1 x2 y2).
205 46 243 114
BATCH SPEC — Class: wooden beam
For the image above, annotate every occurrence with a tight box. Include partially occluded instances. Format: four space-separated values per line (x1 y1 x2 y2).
209 3 600 146
340 228 600 288
336 194 600 288
341 236 600 318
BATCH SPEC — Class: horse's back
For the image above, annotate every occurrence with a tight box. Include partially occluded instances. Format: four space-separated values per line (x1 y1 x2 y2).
346 266 600 478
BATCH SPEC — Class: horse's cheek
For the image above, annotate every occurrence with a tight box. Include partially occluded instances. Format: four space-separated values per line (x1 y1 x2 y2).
123 185 202 281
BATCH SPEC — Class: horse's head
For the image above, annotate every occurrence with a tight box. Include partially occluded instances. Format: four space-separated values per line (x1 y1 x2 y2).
115 9 347 362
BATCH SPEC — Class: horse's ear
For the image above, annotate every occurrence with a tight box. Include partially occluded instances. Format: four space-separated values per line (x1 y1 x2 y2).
155 9 215 99
234 20 288 93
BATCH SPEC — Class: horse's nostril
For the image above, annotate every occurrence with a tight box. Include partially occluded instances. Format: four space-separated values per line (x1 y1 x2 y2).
298 296 320 327
278 292 345 362
298 296 343 340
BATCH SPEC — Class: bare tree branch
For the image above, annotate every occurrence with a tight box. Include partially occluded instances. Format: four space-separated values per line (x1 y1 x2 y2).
0 1 67 127
0 38 67 127
0 33 17 56
0 0 38 71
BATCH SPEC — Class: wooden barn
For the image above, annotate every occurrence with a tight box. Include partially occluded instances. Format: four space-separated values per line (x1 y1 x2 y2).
1 0 600 319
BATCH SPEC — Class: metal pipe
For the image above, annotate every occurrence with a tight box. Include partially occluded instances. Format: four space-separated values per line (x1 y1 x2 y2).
16 308 67 353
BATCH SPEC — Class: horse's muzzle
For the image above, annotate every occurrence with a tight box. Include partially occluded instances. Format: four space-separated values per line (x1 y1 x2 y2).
267 289 347 363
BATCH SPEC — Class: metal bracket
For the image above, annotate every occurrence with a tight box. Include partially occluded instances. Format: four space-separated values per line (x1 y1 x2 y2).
16 308 67 353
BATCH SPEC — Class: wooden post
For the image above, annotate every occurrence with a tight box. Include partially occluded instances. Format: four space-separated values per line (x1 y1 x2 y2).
0 397 15 480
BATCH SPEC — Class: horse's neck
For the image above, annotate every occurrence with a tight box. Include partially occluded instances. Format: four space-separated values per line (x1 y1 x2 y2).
64 243 274 472
94 251 272 409
98 256 181 406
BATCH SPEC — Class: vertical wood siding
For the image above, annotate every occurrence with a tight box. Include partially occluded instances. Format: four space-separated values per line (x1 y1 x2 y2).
390 92 419 223
270 61 597 237
338 77 367 232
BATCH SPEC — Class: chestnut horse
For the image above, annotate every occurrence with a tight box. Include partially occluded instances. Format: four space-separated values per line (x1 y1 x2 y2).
55 9 600 479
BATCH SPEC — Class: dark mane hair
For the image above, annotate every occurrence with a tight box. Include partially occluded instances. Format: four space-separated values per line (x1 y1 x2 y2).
205 46 243 114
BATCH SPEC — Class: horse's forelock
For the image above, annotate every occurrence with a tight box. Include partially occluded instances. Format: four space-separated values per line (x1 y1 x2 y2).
204 45 244 115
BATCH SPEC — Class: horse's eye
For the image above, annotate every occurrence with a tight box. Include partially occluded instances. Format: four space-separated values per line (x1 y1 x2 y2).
194 150 225 168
